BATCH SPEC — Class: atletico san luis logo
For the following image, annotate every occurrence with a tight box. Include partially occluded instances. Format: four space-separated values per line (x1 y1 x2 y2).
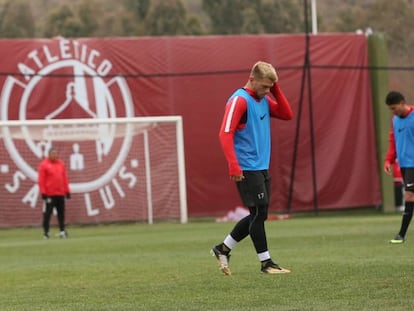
0 38 139 216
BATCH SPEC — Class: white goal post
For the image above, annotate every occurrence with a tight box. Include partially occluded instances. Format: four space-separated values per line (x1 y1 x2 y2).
0 116 187 226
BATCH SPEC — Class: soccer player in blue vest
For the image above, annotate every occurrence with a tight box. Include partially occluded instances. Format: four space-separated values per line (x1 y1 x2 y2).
384 91 414 244
211 61 293 274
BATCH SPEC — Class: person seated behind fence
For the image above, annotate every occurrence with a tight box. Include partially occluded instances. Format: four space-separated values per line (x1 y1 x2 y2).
38 146 71 239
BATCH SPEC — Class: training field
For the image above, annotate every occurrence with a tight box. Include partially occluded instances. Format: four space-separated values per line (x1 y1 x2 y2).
1 212 413 311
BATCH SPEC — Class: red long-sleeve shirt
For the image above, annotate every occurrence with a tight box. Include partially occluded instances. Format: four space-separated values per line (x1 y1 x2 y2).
219 83 293 176
38 158 70 196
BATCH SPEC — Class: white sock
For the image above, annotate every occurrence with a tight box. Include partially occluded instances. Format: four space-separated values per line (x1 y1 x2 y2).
223 234 238 250
257 251 271 262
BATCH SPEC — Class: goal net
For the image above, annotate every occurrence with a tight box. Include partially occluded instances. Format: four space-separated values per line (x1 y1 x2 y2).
0 116 187 227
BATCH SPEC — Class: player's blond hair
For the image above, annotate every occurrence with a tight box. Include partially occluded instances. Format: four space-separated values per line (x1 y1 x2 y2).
251 61 278 82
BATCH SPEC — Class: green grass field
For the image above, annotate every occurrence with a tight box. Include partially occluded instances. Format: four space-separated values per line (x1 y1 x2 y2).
1 212 413 311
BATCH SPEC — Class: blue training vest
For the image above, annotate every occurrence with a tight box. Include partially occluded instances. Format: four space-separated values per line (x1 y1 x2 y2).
393 112 414 168
230 88 271 171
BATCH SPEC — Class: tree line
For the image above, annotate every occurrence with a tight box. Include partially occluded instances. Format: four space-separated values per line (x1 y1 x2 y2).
2 0 414 92
1 0 413 56
0 0 308 38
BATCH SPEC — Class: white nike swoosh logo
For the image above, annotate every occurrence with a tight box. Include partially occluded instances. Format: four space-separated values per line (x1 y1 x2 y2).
407 183 414 187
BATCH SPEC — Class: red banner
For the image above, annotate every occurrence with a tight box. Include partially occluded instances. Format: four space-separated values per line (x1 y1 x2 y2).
0 34 381 226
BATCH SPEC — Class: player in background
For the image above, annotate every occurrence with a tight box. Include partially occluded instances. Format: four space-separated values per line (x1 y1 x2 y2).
38 147 71 239
384 91 414 244
211 61 293 274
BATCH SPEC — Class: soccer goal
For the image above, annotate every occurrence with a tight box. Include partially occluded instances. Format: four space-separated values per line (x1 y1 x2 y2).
0 116 187 226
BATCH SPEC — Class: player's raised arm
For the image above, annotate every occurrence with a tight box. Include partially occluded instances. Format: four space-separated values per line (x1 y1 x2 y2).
268 83 293 120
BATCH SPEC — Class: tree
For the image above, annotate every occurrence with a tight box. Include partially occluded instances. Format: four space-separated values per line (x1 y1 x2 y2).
259 0 303 34
202 0 253 34
241 8 264 34
0 0 35 38
43 2 101 38
202 0 302 35
125 0 151 20
334 7 371 33
335 0 414 57
94 5 138 37
365 0 414 56
144 0 188 36
43 5 79 37
186 15 206 35
77 0 99 36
